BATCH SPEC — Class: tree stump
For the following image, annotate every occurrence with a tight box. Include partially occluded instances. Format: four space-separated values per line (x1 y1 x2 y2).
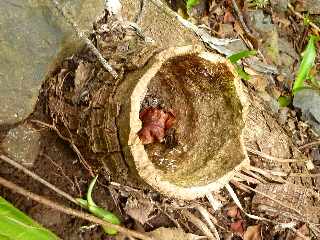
45 39 250 200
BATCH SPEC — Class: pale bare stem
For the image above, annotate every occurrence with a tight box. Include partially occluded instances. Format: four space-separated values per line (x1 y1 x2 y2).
235 182 320 226
247 147 309 163
298 139 320 149
51 0 118 78
0 176 154 240
0 154 78 205
205 192 222 211
196 205 220 240
181 209 215 240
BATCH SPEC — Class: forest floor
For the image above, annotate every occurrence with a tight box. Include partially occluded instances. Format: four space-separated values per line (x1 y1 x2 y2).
0 0 320 239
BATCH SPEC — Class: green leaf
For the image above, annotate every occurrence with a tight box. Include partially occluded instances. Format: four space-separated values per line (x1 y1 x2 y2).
186 0 200 11
236 66 251 81
0 197 60 240
293 35 319 94
228 50 257 64
76 176 121 235
278 95 292 107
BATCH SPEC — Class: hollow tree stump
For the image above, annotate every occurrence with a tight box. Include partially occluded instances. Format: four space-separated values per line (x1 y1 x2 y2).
44 7 316 209
45 40 250 200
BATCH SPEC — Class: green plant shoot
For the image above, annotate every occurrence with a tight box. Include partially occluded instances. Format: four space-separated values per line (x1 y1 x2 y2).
293 35 319 94
186 0 200 11
228 50 257 64
228 50 257 80
0 197 60 240
76 176 121 235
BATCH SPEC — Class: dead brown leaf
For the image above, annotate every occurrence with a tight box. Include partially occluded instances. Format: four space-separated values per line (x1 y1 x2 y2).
292 224 310 240
147 227 201 240
226 204 241 219
230 220 245 236
243 225 262 240
124 196 154 224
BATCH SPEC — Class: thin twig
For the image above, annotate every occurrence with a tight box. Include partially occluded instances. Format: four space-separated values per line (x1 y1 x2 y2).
288 3 320 33
51 0 118 78
236 182 319 226
31 120 94 177
43 153 76 192
298 140 320 150
231 0 257 50
181 210 215 240
0 154 77 205
247 148 309 163
196 205 220 240
0 176 154 240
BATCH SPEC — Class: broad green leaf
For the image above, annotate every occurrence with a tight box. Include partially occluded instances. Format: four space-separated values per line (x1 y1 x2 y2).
278 95 292 107
0 197 59 240
76 176 121 235
293 35 319 94
228 50 257 64
186 0 200 11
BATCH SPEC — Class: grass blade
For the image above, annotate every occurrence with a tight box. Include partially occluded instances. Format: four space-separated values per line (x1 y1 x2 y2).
293 35 319 94
228 50 257 64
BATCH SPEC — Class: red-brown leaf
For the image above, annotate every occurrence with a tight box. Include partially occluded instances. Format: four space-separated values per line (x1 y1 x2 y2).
138 107 176 144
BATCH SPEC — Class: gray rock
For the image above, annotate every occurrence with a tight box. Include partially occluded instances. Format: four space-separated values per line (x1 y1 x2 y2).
295 0 320 14
0 0 104 124
270 0 288 12
247 10 274 33
1 125 42 166
293 89 320 133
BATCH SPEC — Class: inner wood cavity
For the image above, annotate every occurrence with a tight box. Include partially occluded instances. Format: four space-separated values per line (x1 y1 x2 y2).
142 54 245 187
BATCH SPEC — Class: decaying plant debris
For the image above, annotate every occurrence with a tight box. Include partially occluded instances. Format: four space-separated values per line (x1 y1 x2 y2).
1 0 320 239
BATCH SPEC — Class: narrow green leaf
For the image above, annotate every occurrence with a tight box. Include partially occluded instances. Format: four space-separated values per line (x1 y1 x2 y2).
0 197 60 240
228 50 257 64
236 66 251 81
186 0 200 10
293 35 319 94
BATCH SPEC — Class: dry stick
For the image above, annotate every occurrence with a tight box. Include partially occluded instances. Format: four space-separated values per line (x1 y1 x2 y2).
288 3 320 33
196 205 220 240
0 154 77 205
32 120 94 177
247 148 309 163
0 176 154 240
50 0 118 78
236 182 320 226
230 0 256 49
181 210 215 240
299 140 320 150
